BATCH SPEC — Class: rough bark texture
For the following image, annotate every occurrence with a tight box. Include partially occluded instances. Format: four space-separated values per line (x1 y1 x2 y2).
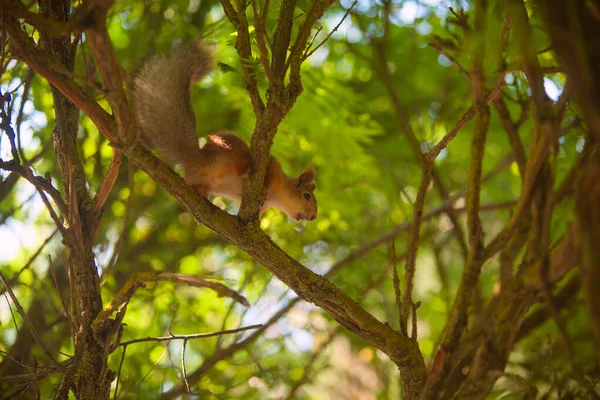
37 0 112 397
536 0 600 366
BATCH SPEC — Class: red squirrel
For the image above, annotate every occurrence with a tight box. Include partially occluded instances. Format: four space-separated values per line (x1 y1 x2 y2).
132 41 317 221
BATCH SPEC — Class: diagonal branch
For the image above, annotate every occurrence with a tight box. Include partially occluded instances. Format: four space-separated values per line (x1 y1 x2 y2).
84 0 132 140
303 0 357 61
270 0 296 86
493 96 528 176
0 159 69 219
220 0 264 116
87 148 123 237
4 17 118 142
288 0 338 87
428 36 470 79
219 0 239 28
0 0 93 36
118 324 262 347
252 0 272 82
400 80 503 336
95 271 251 325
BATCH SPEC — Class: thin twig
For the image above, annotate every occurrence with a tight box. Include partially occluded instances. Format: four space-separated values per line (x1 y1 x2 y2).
48 255 76 334
0 350 31 370
0 92 21 162
434 0 492 386
3 291 20 336
35 184 67 235
303 26 323 59
401 159 432 334
135 343 168 388
181 339 191 393
390 239 402 327
88 148 123 228
15 68 35 163
33 357 40 400
219 0 264 116
119 324 263 346
493 96 528 177
4 17 118 142
0 111 68 217
96 272 250 327
428 81 504 162
113 345 127 400
0 359 73 384
0 271 62 369
251 0 273 82
303 0 358 60
428 40 469 78
101 162 134 284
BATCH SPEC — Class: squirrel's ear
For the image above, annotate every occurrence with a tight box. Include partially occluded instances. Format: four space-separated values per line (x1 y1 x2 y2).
296 165 316 188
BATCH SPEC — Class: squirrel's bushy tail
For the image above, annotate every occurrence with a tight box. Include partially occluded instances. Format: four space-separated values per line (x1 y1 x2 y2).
132 41 214 165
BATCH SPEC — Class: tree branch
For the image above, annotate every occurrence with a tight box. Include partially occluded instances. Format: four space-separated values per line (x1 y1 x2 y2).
251 0 272 82
119 324 263 346
4 17 118 142
236 0 337 221
87 148 123 237
95 271 250 326
0 271 62 370
303 0 357 61
0 0 94 36
84 0 132 140
427 1 493 395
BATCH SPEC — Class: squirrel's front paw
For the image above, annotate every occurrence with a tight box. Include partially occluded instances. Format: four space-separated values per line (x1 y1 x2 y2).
258 193 268 215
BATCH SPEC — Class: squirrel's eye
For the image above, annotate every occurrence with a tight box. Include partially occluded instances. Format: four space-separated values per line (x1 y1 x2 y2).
303 193 311 201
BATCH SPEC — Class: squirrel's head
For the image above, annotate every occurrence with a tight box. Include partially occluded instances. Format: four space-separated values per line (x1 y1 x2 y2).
281 165 318 222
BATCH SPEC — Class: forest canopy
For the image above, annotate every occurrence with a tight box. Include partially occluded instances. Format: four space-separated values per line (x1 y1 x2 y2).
1 0 599 399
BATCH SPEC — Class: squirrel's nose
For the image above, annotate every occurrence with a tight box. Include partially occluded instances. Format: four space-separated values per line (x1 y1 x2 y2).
310 215 316 221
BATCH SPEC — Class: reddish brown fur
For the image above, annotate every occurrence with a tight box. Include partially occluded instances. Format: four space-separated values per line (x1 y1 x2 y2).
133 41 317 221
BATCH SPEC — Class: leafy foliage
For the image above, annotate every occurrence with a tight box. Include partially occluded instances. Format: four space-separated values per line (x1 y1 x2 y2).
1 0 599 399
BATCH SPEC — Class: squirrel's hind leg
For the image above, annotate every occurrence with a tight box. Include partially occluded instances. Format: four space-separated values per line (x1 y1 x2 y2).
192 184 210 198
183 160 212 198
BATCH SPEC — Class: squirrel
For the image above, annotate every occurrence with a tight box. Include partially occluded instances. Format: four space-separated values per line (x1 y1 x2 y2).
132 40 317 221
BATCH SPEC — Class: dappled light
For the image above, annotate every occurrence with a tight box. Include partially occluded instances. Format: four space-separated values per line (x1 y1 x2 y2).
1 0 599 399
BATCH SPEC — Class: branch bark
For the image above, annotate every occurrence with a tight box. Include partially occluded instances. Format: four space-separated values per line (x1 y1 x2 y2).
437 0 490 372
235 0 337 221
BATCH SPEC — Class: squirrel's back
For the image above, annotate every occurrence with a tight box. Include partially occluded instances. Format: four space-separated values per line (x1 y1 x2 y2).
131 39 318 221
132 41 214 165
